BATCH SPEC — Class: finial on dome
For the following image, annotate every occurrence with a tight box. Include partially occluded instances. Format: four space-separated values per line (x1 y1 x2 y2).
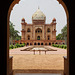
22 18 25 22
53 18 56 21
38 6 40 9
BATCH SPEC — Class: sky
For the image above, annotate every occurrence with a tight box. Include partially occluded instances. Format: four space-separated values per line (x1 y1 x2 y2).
10 0 67 36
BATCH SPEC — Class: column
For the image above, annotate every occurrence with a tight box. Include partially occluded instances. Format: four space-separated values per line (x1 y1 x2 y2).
51 42 52 46
42 26 44 40
33 26 35 40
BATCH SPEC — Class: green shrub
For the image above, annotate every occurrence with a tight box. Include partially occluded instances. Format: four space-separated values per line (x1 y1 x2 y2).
53 44 55 47
52 44 54 46
20 44 24 47
61 45 64 48
15 43 20 47
22 43 25 46
14 46 17 48
59 45 62 48
57 45 59 48
9 44 14 49
64 45 67 49
52 44 67 49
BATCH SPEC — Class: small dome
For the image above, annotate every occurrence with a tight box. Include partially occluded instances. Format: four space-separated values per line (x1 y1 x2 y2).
32 8 46 20
22 18 25 21
53 18 56 21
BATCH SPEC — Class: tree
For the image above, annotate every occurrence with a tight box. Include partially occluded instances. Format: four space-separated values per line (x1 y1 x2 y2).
15 36 21 41
9 21 20 44
61 25 67 45
56 33 62 40
56 24 67 45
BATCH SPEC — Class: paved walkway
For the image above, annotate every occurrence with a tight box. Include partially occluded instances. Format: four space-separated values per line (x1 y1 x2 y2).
9 46 67 55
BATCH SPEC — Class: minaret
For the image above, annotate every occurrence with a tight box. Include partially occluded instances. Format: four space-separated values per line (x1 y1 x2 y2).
21 18 26 40
52 18 57 40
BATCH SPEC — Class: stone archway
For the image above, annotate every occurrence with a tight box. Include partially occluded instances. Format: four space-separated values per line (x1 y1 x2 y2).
7 0 69 75
35 28 42 40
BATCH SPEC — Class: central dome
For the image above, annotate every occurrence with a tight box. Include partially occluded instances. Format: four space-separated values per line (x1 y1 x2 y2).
32 8 46 20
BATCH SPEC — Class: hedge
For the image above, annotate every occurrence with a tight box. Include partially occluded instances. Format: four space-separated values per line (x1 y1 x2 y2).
9 43 25 49
52 44 67 49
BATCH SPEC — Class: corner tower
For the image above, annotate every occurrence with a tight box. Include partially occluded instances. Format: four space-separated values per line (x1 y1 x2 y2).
21 18 27 40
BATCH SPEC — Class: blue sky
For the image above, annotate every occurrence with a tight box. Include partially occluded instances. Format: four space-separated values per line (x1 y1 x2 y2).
10 0 67 36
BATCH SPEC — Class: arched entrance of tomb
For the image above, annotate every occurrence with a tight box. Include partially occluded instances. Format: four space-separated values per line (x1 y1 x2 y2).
35 28 42 40
7 0 69 75
37 36 40 40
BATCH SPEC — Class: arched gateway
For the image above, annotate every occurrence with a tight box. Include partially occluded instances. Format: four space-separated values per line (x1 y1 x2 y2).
7 0 69 75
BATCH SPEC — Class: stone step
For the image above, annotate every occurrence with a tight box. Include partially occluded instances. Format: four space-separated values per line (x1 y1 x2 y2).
15 73 61 75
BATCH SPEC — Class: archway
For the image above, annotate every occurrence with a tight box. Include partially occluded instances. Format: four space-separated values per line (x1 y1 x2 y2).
7 0 69 75
47 35 50 40
37 36 40 40
27 43 29 45
38 43 40 45
41 43 43 45
55 42 58 44
30 43 32 45
27 28 31 32
34 43 36 45
45 43 47 45
35 28 42 40
49 43 51 45
27 35 30 40
47 28 50 32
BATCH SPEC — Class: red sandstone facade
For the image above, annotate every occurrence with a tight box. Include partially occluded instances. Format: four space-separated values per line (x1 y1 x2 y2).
15 8 65 45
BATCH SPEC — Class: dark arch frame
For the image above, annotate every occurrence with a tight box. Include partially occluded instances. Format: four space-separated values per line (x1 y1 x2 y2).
6 0 69 75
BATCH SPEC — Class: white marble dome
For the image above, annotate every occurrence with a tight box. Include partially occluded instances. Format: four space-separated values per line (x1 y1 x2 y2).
32 8 46 20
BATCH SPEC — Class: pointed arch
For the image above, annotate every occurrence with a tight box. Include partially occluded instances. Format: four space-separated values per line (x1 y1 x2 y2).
27 28 31 32
47 28 50 32
27 35 30 40
47 35 50 40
